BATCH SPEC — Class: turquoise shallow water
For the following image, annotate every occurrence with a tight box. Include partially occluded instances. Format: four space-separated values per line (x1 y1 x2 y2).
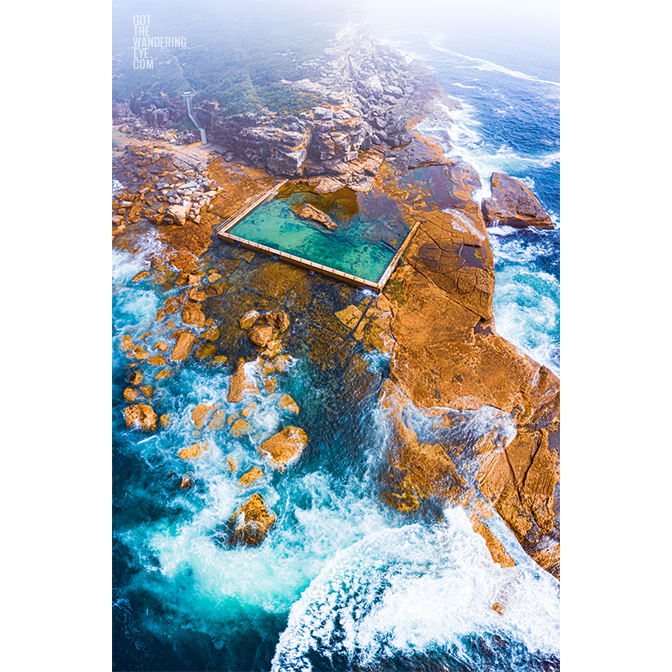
228 189 409 284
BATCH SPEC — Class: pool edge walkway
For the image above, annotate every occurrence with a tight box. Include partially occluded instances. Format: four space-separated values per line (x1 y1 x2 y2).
216 179 289 234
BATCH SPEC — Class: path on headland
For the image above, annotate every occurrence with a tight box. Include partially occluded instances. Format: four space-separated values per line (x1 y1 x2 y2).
184 96 208 144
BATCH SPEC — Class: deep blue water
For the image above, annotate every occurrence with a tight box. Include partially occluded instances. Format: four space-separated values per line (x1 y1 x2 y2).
375 27 560 375
113 23 560 672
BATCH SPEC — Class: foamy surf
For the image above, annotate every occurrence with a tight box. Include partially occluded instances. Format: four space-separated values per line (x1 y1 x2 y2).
272 507 559 672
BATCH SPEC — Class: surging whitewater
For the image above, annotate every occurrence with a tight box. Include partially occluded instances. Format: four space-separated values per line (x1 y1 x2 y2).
272 508 559 672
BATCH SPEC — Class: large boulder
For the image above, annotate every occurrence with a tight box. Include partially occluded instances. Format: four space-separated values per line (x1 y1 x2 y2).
257 427 307 469
123 404 157 431
170 331 196 362
166 204 188 226
227 493 276 546
249 324 274 348
228 359 259 403
481 172 554 229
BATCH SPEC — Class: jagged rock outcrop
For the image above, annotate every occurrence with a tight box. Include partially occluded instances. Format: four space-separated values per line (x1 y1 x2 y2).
481 172 554 229
199 27 461 179
375 158 560 578
128 91 183 127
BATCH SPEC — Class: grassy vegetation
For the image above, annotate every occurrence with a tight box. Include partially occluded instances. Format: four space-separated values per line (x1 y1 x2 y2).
112 0 336 115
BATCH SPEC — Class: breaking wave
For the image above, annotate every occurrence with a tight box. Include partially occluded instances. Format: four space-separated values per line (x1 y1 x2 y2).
272 508 559 672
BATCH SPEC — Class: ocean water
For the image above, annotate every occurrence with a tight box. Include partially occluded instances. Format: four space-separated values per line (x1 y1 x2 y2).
375 27 560 375
112 229 560 671
113 24 560 672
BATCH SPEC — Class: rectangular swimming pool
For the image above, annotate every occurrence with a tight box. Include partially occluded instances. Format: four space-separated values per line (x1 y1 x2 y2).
219 184 414 287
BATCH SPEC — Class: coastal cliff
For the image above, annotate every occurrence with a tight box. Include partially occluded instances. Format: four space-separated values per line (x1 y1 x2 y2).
112 26 558 579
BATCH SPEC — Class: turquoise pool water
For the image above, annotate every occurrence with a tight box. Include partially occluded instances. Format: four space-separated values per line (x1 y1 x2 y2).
227 186 409 283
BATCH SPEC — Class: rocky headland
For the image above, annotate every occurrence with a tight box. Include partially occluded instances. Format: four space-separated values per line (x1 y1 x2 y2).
113 26 558 578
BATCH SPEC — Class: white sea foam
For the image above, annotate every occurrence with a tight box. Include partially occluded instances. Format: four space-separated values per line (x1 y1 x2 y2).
111 229 166 284
414 95 559 209
427 43 560 88
272 507 560 672
114 289 159 331
119 469 394 627
443 208 485 241
488 231 556 265
490 261 560 375
112 249 147 285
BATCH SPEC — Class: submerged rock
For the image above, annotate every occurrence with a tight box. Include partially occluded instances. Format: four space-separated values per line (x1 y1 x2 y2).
291 203 337 230
231 418 252 437
181 302 206 328
123 387 138 402
277 394 300 415
481 172 553 229
227 493 276 546
257 426 308 469
239 310 260 330
178 442 208 459
263 310 290 332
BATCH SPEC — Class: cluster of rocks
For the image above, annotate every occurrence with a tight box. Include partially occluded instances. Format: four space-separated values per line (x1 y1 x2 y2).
114 93 201 145
121 295 307 548
160 175 220 226
112 147 222 231
115 117 198 145
114 92 183 127
197 29 447 179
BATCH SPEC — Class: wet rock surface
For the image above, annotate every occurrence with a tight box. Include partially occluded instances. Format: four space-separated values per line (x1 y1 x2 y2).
481 172 554 229
123 404 157 431
257 427 308 469
226 493 276 546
